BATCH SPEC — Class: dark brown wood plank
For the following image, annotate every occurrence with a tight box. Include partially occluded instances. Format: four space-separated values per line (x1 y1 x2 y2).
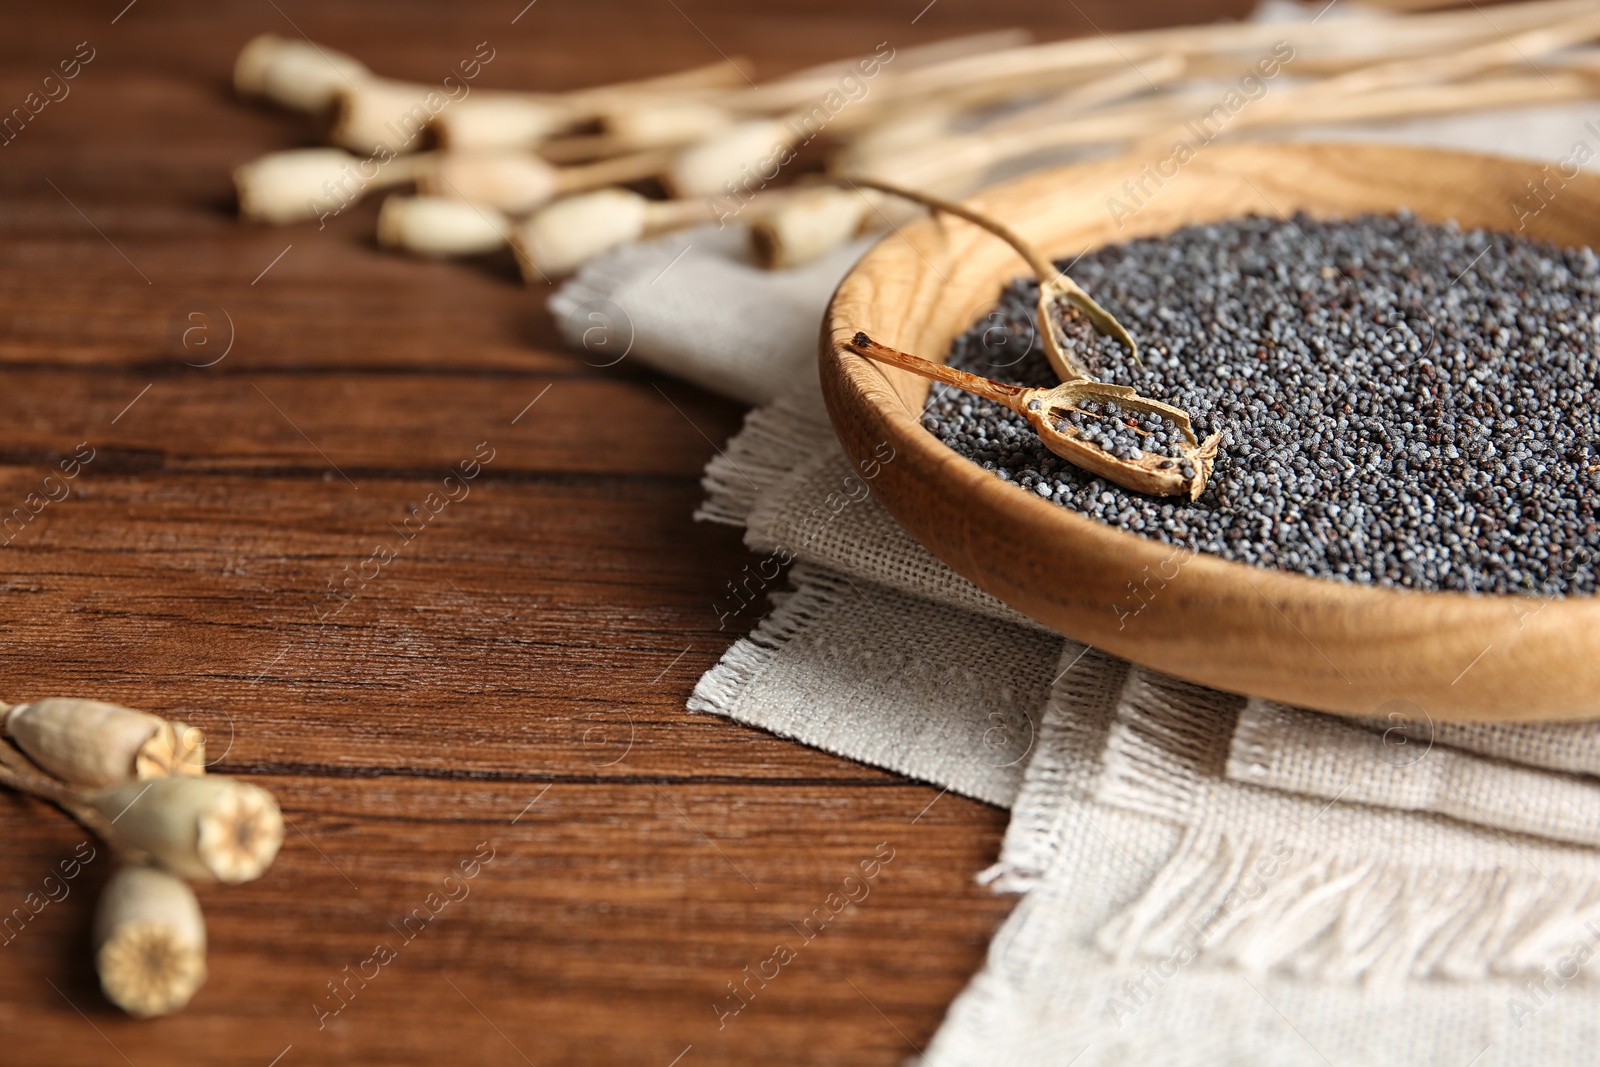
0 370 743 477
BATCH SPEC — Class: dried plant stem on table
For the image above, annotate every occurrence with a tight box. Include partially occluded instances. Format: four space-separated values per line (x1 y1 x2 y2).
852 62 1596 193
322 30 1027 156
426 61 753 151
701 30 1032 118
447 7 1582 195
231 0 1600 277
831 54 1188 178
239 1 1592 140
1270 70 1598 126
1291 8 1600 102
822 63 1596 270
966 56 1190 137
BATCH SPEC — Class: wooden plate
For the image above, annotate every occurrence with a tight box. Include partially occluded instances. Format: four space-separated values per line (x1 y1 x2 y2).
820 142 1600 723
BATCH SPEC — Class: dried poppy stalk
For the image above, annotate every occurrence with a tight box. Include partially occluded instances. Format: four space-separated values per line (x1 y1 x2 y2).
839 176 1137 382
847 333 1220 500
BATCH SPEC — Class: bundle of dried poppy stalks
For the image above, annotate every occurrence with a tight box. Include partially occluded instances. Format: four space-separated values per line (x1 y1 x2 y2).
231 0 1600 278
0 699 283 1018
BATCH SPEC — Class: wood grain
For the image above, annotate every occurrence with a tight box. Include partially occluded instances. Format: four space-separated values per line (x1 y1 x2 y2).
824 142 1600 723
0 1 1257 1064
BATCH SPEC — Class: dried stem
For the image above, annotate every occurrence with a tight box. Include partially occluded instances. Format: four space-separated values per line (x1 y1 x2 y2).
980 55 1189 137
846 332 1029 412
0 739 119 842
840 63 1597 225
1134 9 1600 149
836 177 1053 278
876 0 1593 108
710 30 1032 116
552 147 677 193
838 175 1138 377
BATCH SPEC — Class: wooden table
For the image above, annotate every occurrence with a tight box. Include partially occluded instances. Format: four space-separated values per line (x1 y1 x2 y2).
0 1 1246 1062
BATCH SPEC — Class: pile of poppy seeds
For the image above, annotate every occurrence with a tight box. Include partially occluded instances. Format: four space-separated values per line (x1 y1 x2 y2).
925 211 1600 596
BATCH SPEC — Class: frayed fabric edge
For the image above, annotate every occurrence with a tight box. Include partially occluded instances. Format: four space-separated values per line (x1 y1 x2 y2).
1095 824 1600 985
687 563 855 717
696 390 833 529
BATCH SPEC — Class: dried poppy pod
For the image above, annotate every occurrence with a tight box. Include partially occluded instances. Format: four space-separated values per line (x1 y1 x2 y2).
91 776 285 884
749 186 872 269
329 77 474 155
233 33 369 114
233 147 422 224
378 195 511 257
663 118 797 199
512 188 657 278
601 101 735 151
94 865 207 1018
427 92 576 153
167 721 207 776
4 698 199 788
847 333 1220 500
